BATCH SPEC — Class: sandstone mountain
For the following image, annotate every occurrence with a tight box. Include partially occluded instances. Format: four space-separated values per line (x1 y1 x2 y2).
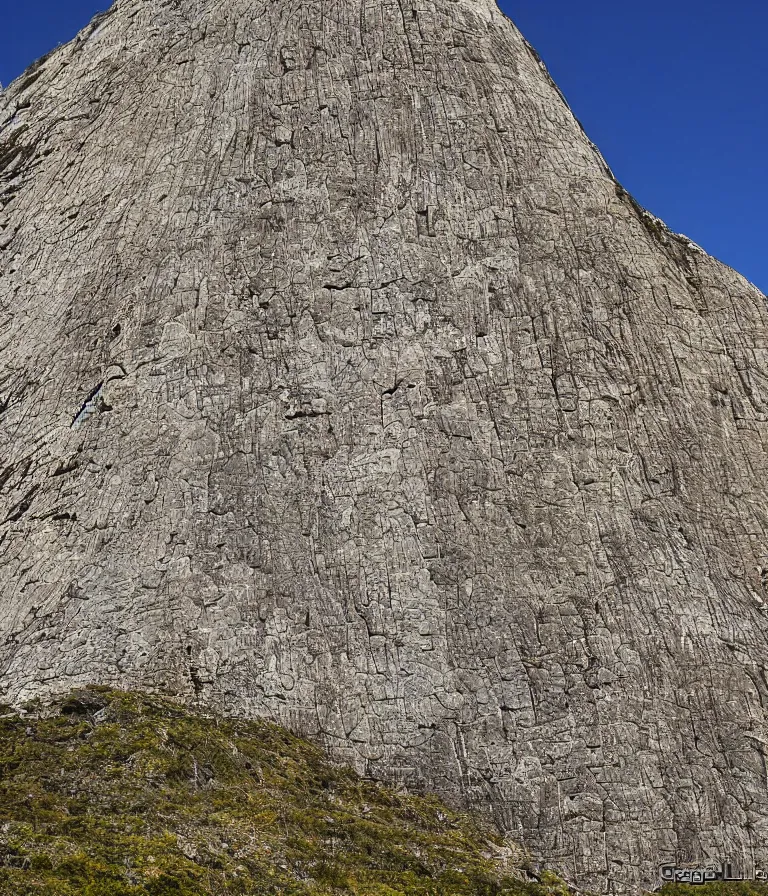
1 0 767 891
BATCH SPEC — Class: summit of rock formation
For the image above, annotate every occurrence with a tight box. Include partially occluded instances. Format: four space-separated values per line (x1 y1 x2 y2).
1 1 767 891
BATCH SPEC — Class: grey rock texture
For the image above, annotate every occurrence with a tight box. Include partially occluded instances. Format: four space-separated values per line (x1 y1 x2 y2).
1 0 767 890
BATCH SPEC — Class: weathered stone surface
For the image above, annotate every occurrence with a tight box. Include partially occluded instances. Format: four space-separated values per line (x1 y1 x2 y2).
1 1 767 891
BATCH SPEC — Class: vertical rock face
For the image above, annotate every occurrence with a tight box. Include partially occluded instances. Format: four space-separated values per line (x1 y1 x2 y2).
1 0 767 890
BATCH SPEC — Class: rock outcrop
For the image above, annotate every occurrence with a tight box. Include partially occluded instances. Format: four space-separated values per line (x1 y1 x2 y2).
1 0 767 891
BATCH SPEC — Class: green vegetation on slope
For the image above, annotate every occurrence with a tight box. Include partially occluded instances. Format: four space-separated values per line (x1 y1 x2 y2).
0 687 570 896
659 885 768 896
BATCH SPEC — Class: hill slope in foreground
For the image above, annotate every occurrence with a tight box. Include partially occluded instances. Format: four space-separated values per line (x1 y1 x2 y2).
0 686 763 896
0 687 565 895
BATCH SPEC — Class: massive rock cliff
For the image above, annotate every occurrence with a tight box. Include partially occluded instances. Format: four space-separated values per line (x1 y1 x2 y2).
1 0 767 890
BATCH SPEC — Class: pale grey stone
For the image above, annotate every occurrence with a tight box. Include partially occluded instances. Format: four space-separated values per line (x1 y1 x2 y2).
1 1 767 891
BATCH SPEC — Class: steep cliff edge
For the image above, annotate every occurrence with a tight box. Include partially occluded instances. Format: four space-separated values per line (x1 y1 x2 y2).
1 1 768 892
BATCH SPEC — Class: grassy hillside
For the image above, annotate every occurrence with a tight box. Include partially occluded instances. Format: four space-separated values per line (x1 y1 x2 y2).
659 887 768 896
4 687 765 896
0 687 570 896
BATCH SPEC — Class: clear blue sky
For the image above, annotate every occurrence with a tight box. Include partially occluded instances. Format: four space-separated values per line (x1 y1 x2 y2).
1 0 766 294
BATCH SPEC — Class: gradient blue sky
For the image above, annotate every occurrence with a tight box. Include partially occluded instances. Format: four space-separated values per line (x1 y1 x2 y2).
1 0 766 293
